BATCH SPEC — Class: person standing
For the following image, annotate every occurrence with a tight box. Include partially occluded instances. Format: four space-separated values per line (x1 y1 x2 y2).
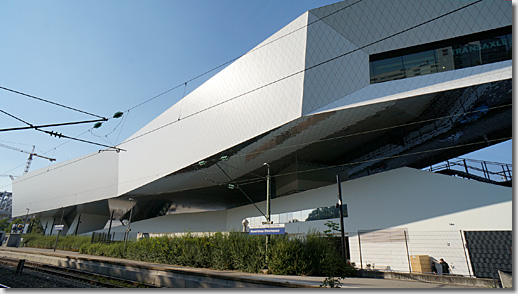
431 259 438 274
439 258 451 275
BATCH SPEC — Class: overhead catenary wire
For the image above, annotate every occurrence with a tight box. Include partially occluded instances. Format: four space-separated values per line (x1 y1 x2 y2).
118 0 484 146
123 0 365 113
214 162 266 219
0 86 108 120
3 136 511 203
0 109 124 152
2 101 509 185
6 103 512 185
1 0 501 188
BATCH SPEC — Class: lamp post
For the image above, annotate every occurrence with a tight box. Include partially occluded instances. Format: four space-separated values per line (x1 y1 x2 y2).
263 163 271 268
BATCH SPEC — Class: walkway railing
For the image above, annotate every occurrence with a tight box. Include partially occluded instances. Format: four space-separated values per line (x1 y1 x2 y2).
427 158 512 185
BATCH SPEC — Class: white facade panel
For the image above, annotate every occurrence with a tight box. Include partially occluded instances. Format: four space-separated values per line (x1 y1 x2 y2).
12 151 118 217
301 0 512 112
311 0 511 56
301 11 369 114
311 60 512 115
117 13 309 196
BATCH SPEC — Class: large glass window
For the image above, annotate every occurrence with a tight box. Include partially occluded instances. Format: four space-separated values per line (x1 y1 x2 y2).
370 27 511 84
246 205 348 227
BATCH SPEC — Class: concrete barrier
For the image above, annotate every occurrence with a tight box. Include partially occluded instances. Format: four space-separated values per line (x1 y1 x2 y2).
356 270 494 288
0 249 313 288
498 270 512 288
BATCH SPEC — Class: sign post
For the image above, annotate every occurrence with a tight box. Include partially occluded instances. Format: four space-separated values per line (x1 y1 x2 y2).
53 225 64 252
249 224 285 235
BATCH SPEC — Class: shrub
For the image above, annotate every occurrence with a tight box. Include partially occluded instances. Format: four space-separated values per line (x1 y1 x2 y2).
22 231 354 277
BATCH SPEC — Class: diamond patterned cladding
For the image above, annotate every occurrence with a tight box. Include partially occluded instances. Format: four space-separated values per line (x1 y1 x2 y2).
310 60 511 115
301 11 369 115
118 13 310 195
309 0 511 56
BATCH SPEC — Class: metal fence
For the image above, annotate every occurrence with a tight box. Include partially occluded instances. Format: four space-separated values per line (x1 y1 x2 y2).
90 231 138 243
351 229 512 278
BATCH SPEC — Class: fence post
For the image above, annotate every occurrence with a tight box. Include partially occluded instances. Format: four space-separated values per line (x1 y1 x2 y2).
358 231 363 270
463 159 469 175
404 231 411 273
460 230 472 277
501 165 508 181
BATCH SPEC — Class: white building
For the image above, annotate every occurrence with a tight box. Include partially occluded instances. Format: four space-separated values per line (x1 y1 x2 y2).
12 0 512 277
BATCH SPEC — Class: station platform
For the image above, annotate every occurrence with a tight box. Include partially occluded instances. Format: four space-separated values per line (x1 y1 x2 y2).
0 247 491 288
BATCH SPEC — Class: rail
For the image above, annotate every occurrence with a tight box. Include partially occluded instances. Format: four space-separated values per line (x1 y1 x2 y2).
427 158 512 185
0 256 158 288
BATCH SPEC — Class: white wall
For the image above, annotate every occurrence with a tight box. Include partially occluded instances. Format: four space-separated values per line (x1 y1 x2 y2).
116 13 310 196
102 210 228 234
119 167 510 276
12 151 118 217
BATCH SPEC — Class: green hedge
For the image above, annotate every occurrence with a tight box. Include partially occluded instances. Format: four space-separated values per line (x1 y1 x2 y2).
22 232 353 277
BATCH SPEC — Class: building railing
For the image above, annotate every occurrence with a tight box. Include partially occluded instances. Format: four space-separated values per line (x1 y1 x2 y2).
427 158 512 184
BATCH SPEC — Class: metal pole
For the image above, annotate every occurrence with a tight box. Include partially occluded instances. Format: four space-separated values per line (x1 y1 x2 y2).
336 174 347 262
501 165 508 181
483 161 490 180
404 231 411 273
358 231 363 270
53 230 60 252
264 163 271 268
463 159 469 176
481 162 488 179
460 230 472 277
54 208 65 252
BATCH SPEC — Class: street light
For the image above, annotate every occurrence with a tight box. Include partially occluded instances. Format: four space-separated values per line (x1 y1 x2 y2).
263 163 271 269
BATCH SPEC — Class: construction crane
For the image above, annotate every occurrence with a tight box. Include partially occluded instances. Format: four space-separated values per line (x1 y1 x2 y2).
0 143 56 174
0 175 15 180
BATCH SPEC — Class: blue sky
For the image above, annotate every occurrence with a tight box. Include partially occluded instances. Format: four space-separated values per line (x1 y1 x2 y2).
0 0 513 192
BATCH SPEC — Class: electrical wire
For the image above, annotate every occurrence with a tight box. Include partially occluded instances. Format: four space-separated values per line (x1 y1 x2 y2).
0 109 123 152
1 0 499 188
118 0 484 146
5 101 511 188
215 162 266 218
3 136 511 203
0 86 108 120
123 0 365 113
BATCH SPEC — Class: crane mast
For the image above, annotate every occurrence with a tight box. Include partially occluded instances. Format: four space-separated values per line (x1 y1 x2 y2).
0 143 56 174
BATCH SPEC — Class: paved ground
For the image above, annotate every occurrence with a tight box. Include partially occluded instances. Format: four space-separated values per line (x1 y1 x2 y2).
0 247 483 289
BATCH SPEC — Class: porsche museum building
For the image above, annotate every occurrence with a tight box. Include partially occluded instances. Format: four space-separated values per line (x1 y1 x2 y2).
13 0 512 276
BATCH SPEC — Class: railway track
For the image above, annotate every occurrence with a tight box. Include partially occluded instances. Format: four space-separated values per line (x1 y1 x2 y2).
0 256 160 288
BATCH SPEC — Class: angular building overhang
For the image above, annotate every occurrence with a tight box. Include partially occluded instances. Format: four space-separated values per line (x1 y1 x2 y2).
12 0 512 228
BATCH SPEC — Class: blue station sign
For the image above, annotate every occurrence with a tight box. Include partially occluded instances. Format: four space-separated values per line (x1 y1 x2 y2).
249 224 285 235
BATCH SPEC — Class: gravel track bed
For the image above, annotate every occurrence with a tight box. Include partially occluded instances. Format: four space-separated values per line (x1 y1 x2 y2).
0 262 98 288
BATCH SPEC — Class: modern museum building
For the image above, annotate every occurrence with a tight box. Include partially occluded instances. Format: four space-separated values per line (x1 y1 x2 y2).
12 0 512 277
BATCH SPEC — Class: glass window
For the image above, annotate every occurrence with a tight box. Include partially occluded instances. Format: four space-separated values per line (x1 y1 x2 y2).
370 57 405 83
372 57 404 75
402 50 437 77
370 29 511 84
480 35 510 64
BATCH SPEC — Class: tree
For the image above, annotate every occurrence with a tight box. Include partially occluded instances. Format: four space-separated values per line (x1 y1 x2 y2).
0 218 10 232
